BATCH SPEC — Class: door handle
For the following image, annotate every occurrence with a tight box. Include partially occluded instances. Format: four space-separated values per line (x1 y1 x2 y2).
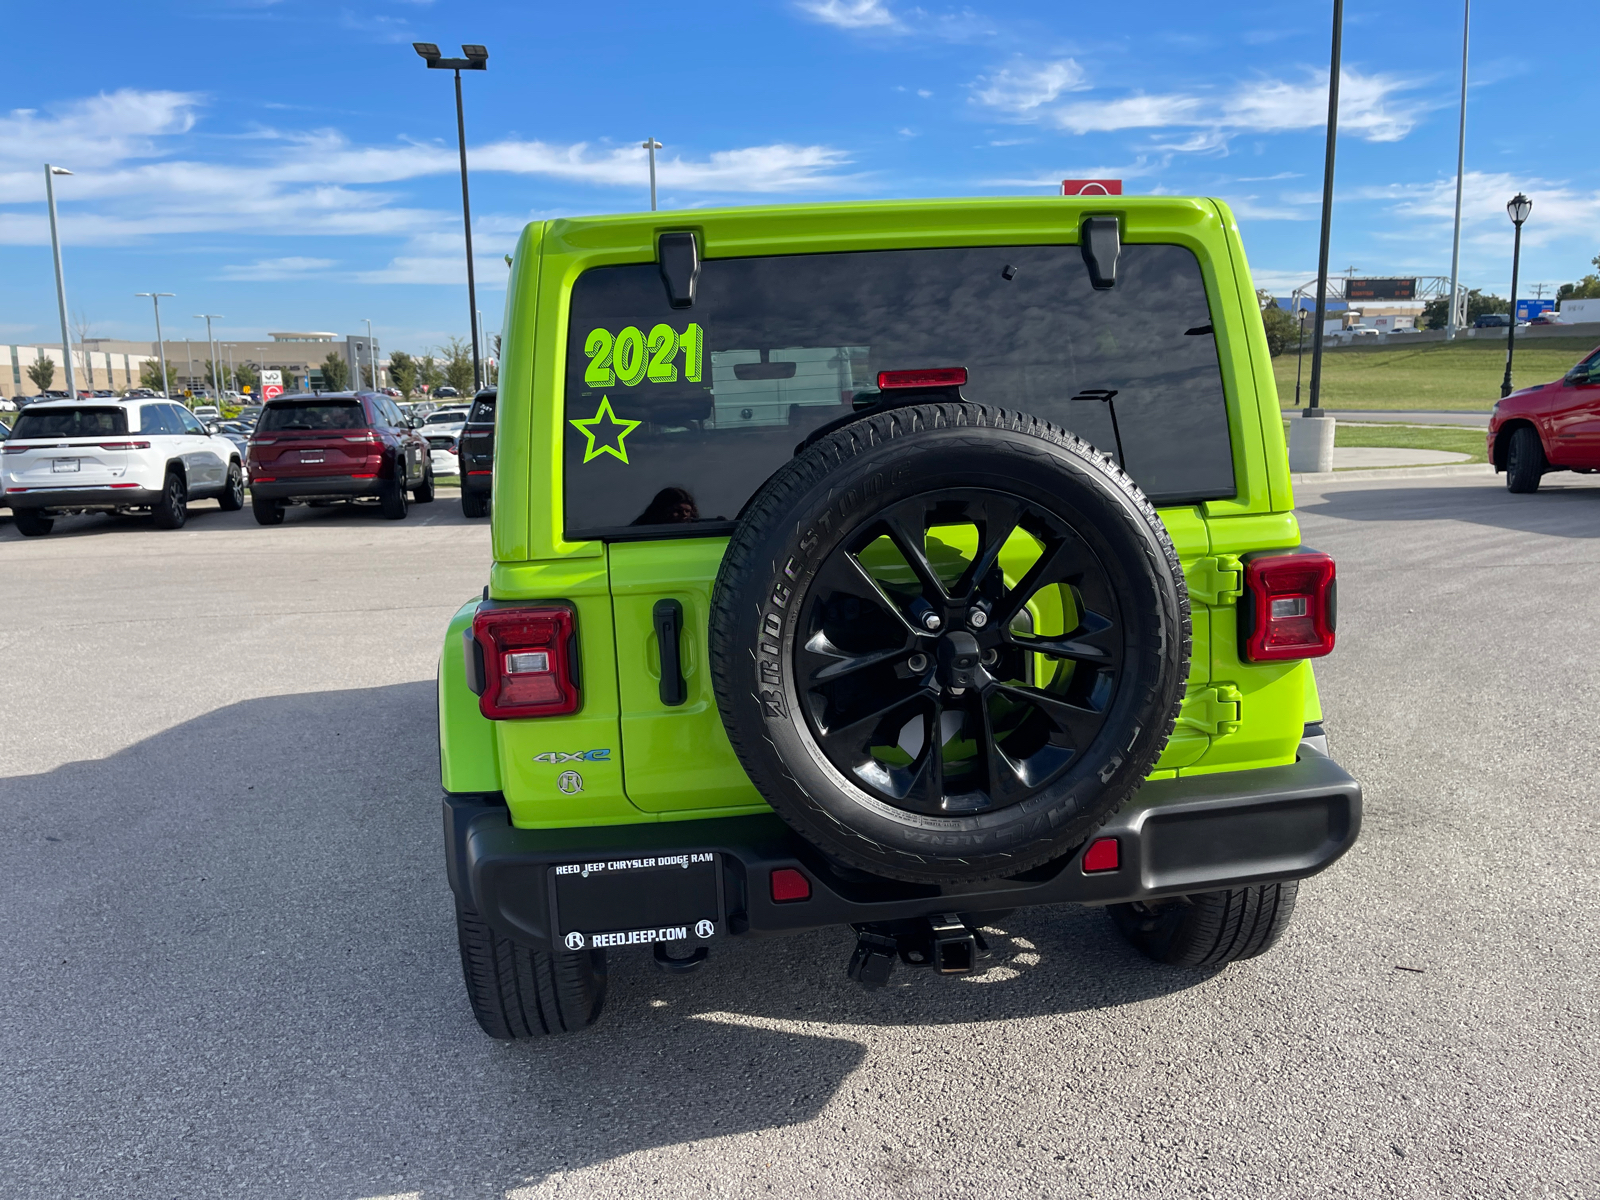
652 599 687 706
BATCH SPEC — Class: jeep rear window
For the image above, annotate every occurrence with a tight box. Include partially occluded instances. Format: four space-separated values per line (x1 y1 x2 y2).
563 244 1234 540
12 407 129 439
258 401 366 431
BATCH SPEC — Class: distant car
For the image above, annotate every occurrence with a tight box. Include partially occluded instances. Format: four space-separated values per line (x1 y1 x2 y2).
433 386 461 399
1348 327 1381 340
192 405 221 419
1474 313 1512 328
423 407 471 428
1527 312 1569 326
459 388 494 518
1488 344 1600 493
246 391 432 524
425 431 461 477
1 398 245 536
212 423 252 471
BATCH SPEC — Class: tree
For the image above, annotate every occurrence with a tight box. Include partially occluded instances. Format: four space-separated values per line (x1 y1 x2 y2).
1260 305 1304 357
319 351 350 392
388 350 418 398
440 336 475 394
1558 254 1600 303
25 355 55 392
416 353 443 395
139 360 169 392
1422 289 1509 330
487 333 502 386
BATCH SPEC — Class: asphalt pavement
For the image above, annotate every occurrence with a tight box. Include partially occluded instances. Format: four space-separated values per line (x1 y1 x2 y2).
1 478 1596 1200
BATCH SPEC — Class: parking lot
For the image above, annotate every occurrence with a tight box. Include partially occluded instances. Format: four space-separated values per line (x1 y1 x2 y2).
1 475 1596 1200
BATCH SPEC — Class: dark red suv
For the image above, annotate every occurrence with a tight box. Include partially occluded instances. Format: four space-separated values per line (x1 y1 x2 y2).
247 392 433 524
1489 345 1600 492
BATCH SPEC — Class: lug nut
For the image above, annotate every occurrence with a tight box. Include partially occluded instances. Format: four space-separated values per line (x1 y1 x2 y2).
922 613 942 631
980 648 998 665
907 653 929 673
968 610 989 629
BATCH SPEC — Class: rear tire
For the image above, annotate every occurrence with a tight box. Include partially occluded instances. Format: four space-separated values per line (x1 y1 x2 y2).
252 496 285 526
455 905 607 1039
151 472 188 529
413 467 435 504
379 475 409 520
218 461 245 511
12 508 53 537
1505 425 1545 493
461 489 489 518
1109 881 1298 967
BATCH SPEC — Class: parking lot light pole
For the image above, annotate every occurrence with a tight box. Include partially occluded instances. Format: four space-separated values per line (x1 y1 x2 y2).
414 41 488 391
1306 0 1343 419
45 165 77 398
1501 193 1532 399
135 292 174 397
364 318 376 389
194 314 222 402
1446 0 1470 341
642 138 662 211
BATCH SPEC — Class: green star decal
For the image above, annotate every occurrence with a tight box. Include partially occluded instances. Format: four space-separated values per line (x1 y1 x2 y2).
569 395 642 464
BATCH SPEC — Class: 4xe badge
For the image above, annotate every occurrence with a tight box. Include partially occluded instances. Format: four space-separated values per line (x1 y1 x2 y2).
533 748 611 764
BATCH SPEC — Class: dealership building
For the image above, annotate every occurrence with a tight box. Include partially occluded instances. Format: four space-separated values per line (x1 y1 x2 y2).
3 331 385 400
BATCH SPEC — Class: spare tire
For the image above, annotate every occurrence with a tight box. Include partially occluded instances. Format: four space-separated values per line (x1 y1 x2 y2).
709 403 1189 883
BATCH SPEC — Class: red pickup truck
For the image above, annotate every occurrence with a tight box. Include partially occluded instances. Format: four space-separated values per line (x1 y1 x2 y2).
1489 345 1600 492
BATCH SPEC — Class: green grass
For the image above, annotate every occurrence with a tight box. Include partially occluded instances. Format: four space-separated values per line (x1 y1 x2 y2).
1271 335 1595 410
1284 420 1489 464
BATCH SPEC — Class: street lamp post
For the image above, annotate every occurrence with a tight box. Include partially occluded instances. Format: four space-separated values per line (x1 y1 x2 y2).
194 314 222 402
1306 0 1343 418
414 41 488 391
1293 299 1310 407
44 164 77 398
1501 193 1532 399
642 138 662 211
364 318 377 389
135 292 174 397
1446 0 1471 340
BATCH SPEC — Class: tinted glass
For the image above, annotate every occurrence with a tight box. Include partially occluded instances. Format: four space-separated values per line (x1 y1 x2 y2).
563 244 1233 539
468 396 496 424
176 407 206 435
259 401 367 431
13 407 128 439
139 404 175 435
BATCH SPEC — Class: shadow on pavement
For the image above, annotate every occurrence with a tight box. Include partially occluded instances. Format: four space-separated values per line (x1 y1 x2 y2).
0 682 1209 1199
0 492 483 540
1299 480 1600 539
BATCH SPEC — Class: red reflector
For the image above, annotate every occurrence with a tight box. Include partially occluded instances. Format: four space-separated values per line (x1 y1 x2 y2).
1243 550 1336 662
252 477 276 483
473 605 580 719
770 868 811 902
109 483 140 489
1082 837 1119 873
877 367 968 390
350 473 378 479
467 470 492 476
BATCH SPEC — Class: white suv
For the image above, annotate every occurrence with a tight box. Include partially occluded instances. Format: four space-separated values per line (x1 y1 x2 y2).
2 399 244 537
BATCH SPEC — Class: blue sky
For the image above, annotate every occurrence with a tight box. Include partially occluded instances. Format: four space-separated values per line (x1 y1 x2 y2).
1 0 1594 356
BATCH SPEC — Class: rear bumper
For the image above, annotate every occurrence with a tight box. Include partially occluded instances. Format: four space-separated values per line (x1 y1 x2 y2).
248 474 383 501
446 746 1361 951
4 485 161 510
461 470 492 497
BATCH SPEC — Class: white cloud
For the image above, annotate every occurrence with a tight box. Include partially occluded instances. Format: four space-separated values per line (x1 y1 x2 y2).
217 256 336 281
971 59 1086 115
983 69 1422 146
1345 171 1600 248
797 0 900 31
0 90 199 171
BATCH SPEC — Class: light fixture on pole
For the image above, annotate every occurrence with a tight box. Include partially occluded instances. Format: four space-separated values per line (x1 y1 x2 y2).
194 314 223 402
134 293 174 397
364 318 377 389
414 41 488 391
44 165 77 398
1501 193 1532 399
1446 0 1471 340
642 138 662 211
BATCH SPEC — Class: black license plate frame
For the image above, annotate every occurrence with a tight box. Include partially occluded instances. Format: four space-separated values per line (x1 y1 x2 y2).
548 851 723 953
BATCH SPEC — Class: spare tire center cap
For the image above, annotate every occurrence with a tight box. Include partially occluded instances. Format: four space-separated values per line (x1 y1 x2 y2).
935 630 986 692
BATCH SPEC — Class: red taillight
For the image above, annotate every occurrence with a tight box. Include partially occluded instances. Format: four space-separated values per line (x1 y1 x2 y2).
1082 837 1119 873
252 476 276 483
1242 550 1336 661
109 483 141 489
344 433 380 443
770 868 812 902
877 367 968 390
98 441 152 450
472 605 580 719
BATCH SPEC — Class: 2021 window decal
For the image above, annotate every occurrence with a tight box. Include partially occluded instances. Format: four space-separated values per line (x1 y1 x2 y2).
583 322 703 387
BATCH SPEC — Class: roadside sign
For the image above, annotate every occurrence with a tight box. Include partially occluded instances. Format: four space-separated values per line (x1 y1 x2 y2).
1516 298 1555 321
263 384 284 401
1062 179 1122 196
1347 278 1417 301
261 370 282 386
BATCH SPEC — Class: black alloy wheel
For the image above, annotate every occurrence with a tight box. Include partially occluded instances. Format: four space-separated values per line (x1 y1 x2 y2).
797 490 1121 817
151 471 188 529
218 462 245 511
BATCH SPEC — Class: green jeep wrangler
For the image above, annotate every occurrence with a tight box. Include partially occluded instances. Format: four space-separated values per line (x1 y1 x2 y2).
438 197 1359 1038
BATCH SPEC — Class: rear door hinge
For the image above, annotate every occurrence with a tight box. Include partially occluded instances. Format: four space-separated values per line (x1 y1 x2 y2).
1185 554 1243 606
1178 684 1243 737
